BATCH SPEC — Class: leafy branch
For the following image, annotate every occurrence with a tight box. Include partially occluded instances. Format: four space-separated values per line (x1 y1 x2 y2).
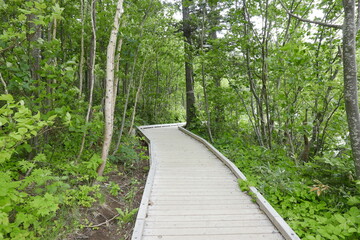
279 0 343 29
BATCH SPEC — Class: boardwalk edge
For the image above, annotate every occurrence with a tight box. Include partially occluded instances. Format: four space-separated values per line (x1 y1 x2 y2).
178 126 301 240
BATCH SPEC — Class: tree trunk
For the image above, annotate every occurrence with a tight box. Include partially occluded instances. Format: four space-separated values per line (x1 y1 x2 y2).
343 0 360 179
208 2 224 128
98 0 124 176
112 11 148 155
0 72 8 95
200 2 213 142
77 0 96 161
79 0 86 99
27 14 41 83
112 35 124 117
128 60 147 135
112 41 140 155
182 0 197 128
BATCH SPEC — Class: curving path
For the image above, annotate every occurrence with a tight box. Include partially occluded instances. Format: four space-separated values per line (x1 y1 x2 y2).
132 124 300 240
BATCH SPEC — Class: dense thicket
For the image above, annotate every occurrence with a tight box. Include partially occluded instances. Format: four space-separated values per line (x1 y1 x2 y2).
0 0 184 238
183 0 360 239
1 0 360 239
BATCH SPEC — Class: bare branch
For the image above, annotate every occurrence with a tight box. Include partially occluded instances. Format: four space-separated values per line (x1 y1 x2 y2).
86 213 120 228
0 38 26 54
0 72 9 95
279 0 343 30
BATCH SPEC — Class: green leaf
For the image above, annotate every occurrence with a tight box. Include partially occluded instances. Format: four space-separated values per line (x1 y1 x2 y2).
334 214 346 224
0 94 14 102
348 228 357 233
348 196 360 206
47 114 57 121
9 132 22 141
0 117 8 126
18 127 28 135
0 151 12 163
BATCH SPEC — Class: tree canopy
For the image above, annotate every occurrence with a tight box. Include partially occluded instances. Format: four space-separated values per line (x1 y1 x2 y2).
0 0 360 239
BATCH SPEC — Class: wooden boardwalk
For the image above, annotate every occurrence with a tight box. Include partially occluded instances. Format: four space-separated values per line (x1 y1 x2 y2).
132 124 300 240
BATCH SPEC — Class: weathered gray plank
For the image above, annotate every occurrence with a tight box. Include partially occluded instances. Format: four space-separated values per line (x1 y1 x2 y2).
148 203 259 210
143 214 271 222
145 220 273 228
142 234 284 240
147 208 264 216
143 227 280 235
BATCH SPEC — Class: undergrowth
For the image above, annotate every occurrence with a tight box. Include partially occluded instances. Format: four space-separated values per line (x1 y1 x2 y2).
197 125 360 240
0 95 147 239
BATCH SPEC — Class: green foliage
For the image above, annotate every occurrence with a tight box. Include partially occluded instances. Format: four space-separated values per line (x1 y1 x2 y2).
116 208 138 225
111 136 148 172
64 185 101 208
237 179 251 192
1 0 181 238
108 181 121 196
211 130 360 239
0 95 54 164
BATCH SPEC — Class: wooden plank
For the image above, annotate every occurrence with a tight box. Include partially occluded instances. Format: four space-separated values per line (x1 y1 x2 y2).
154 173 232 177
145 220 273 228
150 199 253 205
142 234 284 240
144 214 271 222
150 192 243 196
149 203 259 210
149 195 252 201
153 176 235 180
147 208 263 216
143 226 280 235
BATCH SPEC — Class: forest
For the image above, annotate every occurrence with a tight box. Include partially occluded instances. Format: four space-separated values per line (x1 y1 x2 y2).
1 0 360 239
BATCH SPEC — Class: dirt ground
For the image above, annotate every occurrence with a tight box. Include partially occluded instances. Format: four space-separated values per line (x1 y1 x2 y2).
67 144 149 240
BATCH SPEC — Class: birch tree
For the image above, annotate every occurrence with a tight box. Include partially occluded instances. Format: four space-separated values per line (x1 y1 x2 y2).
98 0 124 176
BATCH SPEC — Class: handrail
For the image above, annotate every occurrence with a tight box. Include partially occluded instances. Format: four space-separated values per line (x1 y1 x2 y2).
178 126 301 240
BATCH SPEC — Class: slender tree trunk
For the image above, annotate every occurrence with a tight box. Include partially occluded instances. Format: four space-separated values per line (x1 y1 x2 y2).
77 0 96 161
208 2 224 128
98 0 124 176
343 0 360 179
153 54 160 120
243 1 264 146
0 72 8 94
27 15 41 83
182 0 197 128
128 60 147 135
200 2 213 142
260 0 272 149
112 47 139 155
112 11 149 155
79 0 85 99
112 35 124 115
26 9 42 159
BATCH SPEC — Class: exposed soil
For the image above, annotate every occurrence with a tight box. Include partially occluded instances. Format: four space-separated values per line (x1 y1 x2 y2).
67 142 149 240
